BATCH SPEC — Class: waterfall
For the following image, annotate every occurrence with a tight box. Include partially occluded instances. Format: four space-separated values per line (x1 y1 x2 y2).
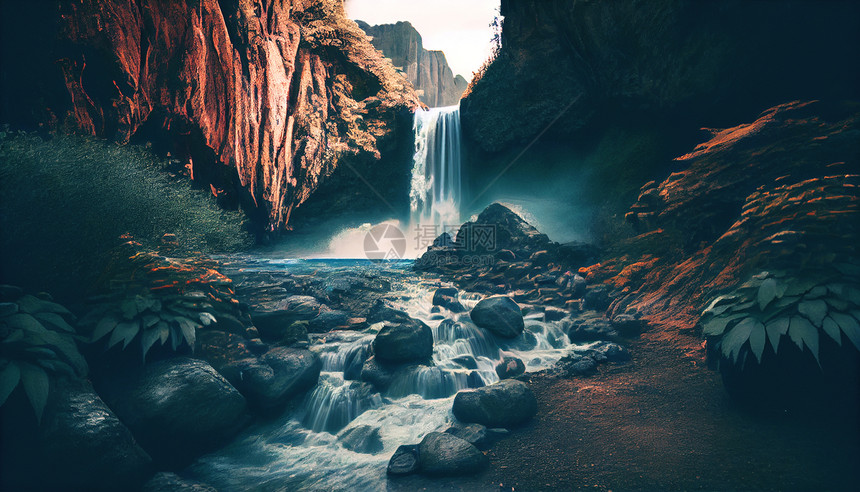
410 104 463 231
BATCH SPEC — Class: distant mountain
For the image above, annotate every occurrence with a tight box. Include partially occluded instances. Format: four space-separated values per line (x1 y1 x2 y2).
357 20 467 107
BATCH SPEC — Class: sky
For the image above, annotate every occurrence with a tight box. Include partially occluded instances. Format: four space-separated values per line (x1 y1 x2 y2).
345 0 500 79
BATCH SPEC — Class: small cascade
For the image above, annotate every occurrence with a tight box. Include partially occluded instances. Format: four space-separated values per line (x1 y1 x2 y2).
301 374 383 433
410 105 463 230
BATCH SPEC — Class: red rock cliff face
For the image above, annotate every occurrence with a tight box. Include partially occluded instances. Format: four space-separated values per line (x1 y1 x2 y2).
3 0 419 232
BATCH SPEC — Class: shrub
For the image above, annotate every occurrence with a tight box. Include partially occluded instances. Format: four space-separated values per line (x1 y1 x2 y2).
0 287 87 422
700 264 860 410
0 131 253 301
77 243 246 362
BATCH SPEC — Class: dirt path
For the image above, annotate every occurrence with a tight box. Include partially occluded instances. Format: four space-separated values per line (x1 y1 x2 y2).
388 331 860 491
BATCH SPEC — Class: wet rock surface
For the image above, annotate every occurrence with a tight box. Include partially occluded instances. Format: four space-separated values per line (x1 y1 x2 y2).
470 296 525 338
96 357 249 467
0 379 152 491
387 444 421 476
142 472 218 492
372 319 434 363
220 347 321 414
452 379 538 428
418 432 489 476
339 425 384 454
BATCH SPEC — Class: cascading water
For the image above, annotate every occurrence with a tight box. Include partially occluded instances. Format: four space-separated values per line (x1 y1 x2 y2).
186 258 593 491
410 104 463 231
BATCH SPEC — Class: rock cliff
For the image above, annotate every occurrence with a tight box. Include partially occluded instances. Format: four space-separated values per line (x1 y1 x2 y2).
0 0 421 233
357 21 466 108
462 0 860 152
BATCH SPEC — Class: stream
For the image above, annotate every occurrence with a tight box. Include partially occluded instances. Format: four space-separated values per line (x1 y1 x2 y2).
185 256 588 491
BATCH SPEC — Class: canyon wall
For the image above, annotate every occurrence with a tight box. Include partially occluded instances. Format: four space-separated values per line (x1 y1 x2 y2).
357 21 467 108
462 0 860 153
0 0 421 233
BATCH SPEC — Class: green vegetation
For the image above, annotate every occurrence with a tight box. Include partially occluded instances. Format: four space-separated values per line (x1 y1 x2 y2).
0 131 253 301
0 289 88 422
77 245 245 362
701 265 860 370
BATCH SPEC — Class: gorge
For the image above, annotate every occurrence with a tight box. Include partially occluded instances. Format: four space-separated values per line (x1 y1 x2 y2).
1 1 859 491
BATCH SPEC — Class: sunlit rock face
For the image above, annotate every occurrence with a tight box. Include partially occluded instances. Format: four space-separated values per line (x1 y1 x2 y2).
461 0 860 153
357 21 467 108
0 0 420 232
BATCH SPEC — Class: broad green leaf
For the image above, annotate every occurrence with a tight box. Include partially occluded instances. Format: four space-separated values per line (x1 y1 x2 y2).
33 312 75 333
785 279 819 297
758 278 778 310
776 296 800 308
120 299 138 320
6 314 49 335
39 331 88 377
703 295 740 316
748 322 766 363
721 317 756 363
135 295 155 314
789 316 820 365
141 327 161 360
804 286 827 300
4 329 24 343
825 297 849 311
0 362 21 407
702 313 745 337
797 300 827 327
19 362 49 423
826 283 846 297
15 295 72 316
170 325 182 351
142 314 160 328
765 317 790 353
108 321 140 350
156 322 170 345
36 359 75 378
199 312 216 326
830 312 860 351
821 316 842 345
25 347 57 360
150 299 162 312
179 321 196 349
731 301 756 313
91 314 119 342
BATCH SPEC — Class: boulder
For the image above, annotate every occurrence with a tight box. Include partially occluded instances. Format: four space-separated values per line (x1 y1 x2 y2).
220 347 321 413
387 444 420 476
432 287 466 313
588 342 631 363
250 295 321 340
142 472 217 492
339 425 384 454
452 379 537 428
0 379 152 491
610 313 647 336
97 357 248 467
360 356 400 391
583 285 613 311
308 310 349 332
564 317 618 342
372 319 433 363
554 354 598 377
470 296 524 338
418 432 488 476
452 355 478 370
495 356 526 379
